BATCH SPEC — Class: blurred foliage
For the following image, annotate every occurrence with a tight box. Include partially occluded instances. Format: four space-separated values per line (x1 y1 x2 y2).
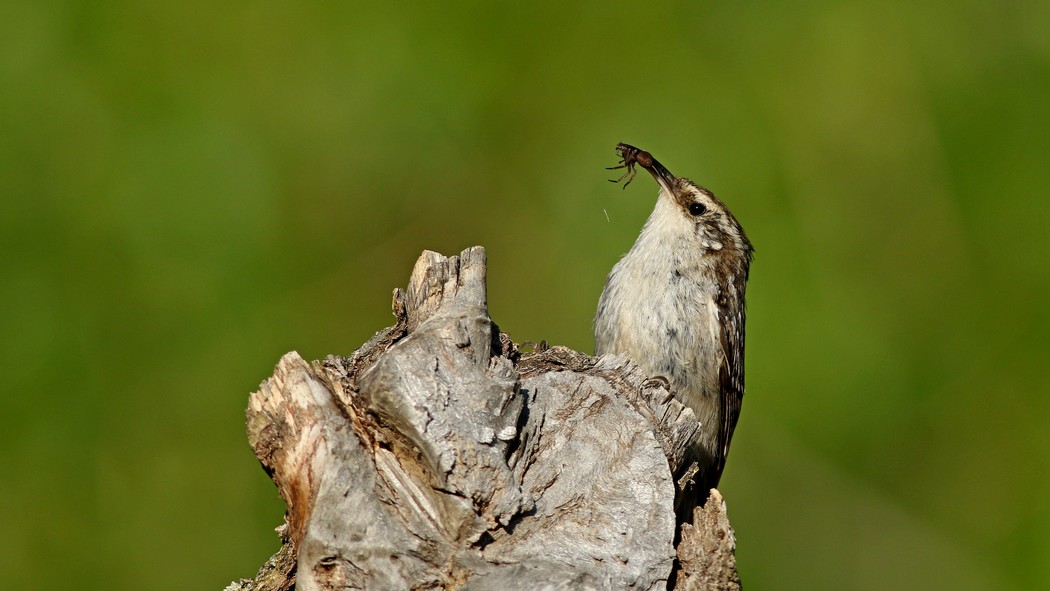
1 1 1048 589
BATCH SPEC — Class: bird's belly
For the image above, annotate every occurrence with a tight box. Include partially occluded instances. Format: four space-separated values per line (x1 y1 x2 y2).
606 277 723 451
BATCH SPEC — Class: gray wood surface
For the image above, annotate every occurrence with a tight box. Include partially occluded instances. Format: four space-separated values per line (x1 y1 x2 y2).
227 247 740 591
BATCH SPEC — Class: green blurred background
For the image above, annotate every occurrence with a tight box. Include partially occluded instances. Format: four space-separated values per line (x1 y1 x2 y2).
2 1 1048 589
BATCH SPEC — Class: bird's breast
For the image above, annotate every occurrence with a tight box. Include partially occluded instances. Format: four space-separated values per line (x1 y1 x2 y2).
595 245 724 437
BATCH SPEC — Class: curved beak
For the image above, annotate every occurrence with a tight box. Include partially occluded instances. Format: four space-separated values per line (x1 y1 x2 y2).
641 156 677 196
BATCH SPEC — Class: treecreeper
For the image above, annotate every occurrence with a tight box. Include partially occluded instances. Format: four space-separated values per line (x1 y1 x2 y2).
596 142 753 519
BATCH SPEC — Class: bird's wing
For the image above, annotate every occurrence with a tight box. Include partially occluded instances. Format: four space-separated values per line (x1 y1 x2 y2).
714 281 747 481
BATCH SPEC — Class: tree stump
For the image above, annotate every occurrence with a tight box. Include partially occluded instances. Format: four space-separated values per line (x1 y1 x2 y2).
226 246 741 591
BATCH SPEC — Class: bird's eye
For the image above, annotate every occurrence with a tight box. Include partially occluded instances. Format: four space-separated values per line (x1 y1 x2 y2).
688 202 707 216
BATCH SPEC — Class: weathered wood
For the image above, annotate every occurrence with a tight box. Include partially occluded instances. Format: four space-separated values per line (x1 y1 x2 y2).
231 246 741 590
674 491 742 591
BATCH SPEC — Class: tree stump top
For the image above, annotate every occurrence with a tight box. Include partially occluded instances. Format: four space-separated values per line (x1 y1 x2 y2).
229 247 740 591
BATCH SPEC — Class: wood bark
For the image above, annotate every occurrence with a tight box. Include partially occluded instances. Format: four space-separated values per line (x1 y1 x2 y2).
226 247 740 591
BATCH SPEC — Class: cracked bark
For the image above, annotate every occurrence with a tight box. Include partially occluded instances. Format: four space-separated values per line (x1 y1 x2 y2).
226 246 741 591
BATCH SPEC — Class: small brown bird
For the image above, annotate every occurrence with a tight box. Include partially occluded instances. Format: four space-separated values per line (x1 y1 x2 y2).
595 143 753 512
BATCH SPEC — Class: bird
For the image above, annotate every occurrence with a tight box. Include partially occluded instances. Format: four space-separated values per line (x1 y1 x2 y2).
595 142 753 514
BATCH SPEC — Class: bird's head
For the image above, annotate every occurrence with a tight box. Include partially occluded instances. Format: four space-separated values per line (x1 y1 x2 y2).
610 143 753 260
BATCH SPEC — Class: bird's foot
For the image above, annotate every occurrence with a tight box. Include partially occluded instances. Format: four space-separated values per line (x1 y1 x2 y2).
641 376 674 403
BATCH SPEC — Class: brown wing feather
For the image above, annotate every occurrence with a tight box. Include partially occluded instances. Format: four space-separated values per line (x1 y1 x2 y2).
714 279 747 483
